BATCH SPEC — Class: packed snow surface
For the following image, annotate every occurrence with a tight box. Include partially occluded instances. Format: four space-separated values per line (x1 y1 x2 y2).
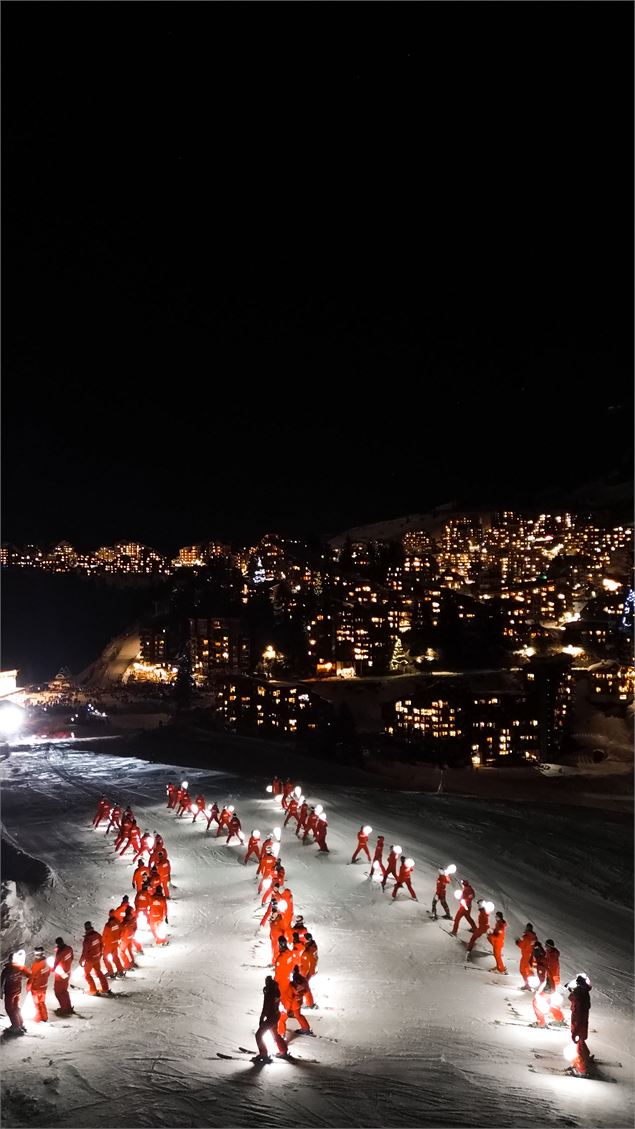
1 744 633 1128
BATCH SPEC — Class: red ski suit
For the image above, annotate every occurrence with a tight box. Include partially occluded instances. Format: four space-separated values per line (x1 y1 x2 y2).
488 918 507 973
392 861 417 900
451 883 476 934
244 834 261 864
351 827 371 863
1 962 28 1030
53 943 74 1013
27 958 51 1022
432 873 451 917
466 907 490 952
516 929 538 987
80 928 109 994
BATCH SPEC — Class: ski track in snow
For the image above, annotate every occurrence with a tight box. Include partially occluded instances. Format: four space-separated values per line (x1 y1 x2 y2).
0 744 633 1128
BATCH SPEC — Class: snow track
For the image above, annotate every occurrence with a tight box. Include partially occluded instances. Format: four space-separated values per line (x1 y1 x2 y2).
0 743 633 1128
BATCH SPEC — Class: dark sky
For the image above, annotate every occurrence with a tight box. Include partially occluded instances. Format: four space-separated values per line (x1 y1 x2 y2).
3 5 632 552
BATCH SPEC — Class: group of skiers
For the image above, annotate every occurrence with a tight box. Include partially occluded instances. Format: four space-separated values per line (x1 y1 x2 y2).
1 795 174 1037
165 782 244 843
349 824 594 1077
2 771 596 1081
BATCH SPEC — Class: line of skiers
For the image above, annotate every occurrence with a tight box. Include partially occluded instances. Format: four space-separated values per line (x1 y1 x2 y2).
432 863 593 1077
165 781 244 843
1 795 176 1037
244 778 327 1063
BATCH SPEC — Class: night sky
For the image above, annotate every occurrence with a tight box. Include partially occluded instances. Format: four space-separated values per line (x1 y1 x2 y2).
3 5 632 553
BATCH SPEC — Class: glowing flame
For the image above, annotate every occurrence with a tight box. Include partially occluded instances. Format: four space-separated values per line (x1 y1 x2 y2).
528 974 540 989
181 781 188 790
483 901 495 914
273 827 281 841
393 845 402 856
563 1041 578 1062
266 785 273 793
253 830 261 839
445 864 457 875
405 858 414 868
294 786 301 797
362 825 372 835
228 805 235 813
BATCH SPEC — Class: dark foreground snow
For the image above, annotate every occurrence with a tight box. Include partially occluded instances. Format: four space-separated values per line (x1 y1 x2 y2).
1 744 633 1128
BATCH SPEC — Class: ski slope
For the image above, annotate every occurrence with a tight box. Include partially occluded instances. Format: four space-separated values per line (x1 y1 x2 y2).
1 744 633 1128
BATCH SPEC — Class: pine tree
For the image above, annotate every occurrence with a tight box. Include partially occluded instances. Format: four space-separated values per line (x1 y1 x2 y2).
390 635 410 674
173 645 194 709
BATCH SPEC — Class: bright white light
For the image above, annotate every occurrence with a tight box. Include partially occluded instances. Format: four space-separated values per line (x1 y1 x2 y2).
262 878 272 892
294 786 301 797
266 785 273 794
156 920 168 941
602 577 621 592
371 862 382 882
137 912 148 931
238 830 245 843
264 1030 278 1054
207 804 214 812
551 991 563 1007
534 993 549 1014
277 899 288 912
271 842 280 857
445 864 457 875
0 707 24 737
273 827 281 841
46 956 55 969
528 974 540 989
181 781 188 790
393 845 402 855
405 858 414 868
147 836 155 850
563 1042 578 1062
13 949 26 965
228 805 235 813
23 992 37 1021
363 825 372 835
275 795 284 806
454 890 462 901
299 795 305 804
253 830 261 839
483 901 495 914
315 805 324 816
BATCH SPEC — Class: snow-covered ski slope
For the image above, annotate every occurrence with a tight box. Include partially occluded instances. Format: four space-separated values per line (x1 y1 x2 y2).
1 745 633 1128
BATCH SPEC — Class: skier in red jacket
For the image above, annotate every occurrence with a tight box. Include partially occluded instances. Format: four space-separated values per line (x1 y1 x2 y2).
432 867 453 919
226 813 242 845
295 802 309 836
487 911 508 973
216 805 233 836
192 794 206 822
244 830 261 864
205 803 220 831
351 825 372 864
315 815 329 852
369 835 385 877
93 796 110 828
283 796 299 827
392 857 417 900
466 900 493 954
516 923 538 989
278 966 314 1039
302 808 319 843
80 921 110 995
567 975 592 1076
26 947 51 1021
53 937 74 1015
166 782 177 809
381 845 402 889
451 879 476 935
